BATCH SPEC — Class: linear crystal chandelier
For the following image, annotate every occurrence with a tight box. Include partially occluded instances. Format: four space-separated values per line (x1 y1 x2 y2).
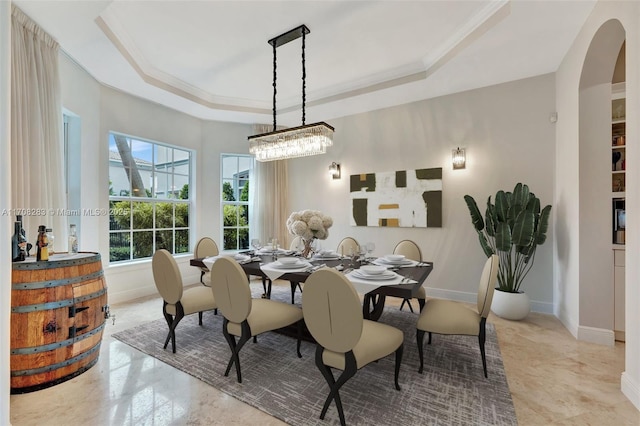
249 25 334 162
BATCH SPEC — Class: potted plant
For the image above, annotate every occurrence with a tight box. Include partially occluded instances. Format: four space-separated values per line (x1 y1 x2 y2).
464 183 551 320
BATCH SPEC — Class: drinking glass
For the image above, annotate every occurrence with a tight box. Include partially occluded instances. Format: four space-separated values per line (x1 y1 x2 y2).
251 239 262 254
365 242 375 260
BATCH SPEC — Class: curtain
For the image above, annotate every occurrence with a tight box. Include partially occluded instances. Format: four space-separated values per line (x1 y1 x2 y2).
11 6 66 246
249 124 290 247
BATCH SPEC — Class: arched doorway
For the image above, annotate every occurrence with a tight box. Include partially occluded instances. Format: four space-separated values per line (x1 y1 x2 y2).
578 20 625 344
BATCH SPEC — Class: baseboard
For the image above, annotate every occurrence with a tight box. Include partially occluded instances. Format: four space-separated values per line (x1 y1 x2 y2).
577 325 615 346
622 372 640 411
426 287 553 313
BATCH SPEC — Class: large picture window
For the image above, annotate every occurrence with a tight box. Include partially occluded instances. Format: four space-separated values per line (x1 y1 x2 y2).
221 154 252 250
109 132 192 262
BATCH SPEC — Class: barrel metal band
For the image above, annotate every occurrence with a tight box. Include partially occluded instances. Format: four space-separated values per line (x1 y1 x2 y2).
11 253 101 270
11 288 107 313
12 269 104 290
10 323 105 355
11 343 101 377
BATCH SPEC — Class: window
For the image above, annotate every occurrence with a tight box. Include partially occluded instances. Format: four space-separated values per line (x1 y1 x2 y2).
109 132 192 262
221 154 253 250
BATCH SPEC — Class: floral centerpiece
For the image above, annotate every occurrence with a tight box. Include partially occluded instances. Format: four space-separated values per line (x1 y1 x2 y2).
286 209 333 258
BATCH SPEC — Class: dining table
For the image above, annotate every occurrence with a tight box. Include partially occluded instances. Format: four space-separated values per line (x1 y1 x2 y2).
191 251 433 321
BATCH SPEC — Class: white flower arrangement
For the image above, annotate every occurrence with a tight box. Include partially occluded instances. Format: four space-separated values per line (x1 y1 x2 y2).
286 209 333 241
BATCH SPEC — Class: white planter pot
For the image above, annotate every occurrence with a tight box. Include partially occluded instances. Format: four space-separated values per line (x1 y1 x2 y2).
491 289 530 320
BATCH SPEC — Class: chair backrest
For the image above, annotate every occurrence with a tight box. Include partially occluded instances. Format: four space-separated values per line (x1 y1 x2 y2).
393 239 422 261
302 269 363 353
336 237 360 256
290 235 304 251
195 237 219 258
209 256 252 323
152 249 183 304
477 254 500 318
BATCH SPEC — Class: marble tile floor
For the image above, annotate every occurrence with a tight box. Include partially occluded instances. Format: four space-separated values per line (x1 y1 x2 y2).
10 279 640 426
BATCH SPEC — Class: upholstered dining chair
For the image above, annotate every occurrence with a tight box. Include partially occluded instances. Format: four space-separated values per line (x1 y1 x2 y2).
209 256 303 383
416 254 499 378
336 237 360 257
194 237 219 285
152 249 218 353
393 240 426 313
303 268 404 426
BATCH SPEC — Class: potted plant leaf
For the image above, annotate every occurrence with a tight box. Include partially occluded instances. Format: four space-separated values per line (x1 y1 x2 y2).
464 183 552 320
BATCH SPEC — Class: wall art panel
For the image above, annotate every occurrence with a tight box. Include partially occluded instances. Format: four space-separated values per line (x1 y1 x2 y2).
349 167 442 227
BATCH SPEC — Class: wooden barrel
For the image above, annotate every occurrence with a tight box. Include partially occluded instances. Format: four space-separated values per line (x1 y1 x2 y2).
10 252 108 393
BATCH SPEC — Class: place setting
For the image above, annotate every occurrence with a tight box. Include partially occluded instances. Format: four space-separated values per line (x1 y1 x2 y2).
372 254 421 268
260 256 314 281
346 264 417 293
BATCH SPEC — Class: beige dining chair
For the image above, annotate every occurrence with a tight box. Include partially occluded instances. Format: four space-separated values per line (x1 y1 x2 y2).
393 240 426 313
194 237 219 285
152 249 218 353
336 237 360 257
209 256 304 383
303 268 403 425
416 254 499 378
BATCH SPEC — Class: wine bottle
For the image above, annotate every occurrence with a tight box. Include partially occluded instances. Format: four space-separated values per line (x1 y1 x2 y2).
12 221 20 261
36 225 49 261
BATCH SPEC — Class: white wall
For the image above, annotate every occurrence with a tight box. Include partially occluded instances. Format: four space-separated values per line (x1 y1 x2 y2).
555 0 640 410
1 1 11 423
288 74 556 310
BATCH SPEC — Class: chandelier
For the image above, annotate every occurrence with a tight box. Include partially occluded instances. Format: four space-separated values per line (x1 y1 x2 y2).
249 25 334 162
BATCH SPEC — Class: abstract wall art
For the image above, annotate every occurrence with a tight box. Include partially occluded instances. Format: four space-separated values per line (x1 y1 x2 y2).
349 167 442 228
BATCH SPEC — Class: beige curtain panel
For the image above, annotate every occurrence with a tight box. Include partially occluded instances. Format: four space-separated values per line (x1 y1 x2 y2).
249 124 289 247
11 5 66 244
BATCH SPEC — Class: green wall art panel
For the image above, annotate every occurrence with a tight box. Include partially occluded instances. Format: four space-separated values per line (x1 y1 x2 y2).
349 167 442 228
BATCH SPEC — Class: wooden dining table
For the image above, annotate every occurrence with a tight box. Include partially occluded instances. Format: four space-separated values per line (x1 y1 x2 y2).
191 253 433 321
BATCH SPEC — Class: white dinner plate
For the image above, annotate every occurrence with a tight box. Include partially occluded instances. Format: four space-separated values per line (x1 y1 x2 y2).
375 258 415 266
272 260 309 269
351 270 397 280
312 254 341 260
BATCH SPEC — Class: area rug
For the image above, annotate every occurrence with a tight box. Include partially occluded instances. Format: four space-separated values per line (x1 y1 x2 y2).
112 287 517 425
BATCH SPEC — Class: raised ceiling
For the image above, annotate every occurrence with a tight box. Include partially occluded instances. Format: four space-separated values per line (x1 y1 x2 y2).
14 0 596 125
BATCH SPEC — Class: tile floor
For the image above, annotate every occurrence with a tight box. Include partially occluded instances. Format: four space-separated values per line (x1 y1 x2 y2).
9 279 640 425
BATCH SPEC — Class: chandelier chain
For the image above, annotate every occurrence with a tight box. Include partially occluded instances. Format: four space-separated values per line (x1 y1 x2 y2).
302 30 306 126
272 42 277 132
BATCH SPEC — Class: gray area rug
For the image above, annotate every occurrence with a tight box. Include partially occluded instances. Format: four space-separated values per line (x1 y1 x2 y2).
112 286 517 425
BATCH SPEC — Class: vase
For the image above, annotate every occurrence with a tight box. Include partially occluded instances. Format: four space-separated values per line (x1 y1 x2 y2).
491 289 530 320
301 239 314 258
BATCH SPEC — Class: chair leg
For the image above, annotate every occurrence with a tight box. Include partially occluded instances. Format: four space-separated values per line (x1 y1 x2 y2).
261 276 267 296
394 344 403 390
222 319 251 383
416 329 425 374
399 298 414 312
479 317 488 378
290 281 297 304
200 271 205 284
163 302 185 353
418 298 426 312
315 346 357 426
198 311 203 325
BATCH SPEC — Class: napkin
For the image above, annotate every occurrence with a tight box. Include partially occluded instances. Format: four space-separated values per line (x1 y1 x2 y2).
260 260 312 281
345 270 417 294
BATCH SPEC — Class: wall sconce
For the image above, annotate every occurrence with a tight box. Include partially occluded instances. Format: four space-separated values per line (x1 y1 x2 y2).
329 162 341 179
452 147 466 170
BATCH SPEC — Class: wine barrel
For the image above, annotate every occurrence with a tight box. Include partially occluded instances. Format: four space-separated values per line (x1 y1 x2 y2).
10 252 108 393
